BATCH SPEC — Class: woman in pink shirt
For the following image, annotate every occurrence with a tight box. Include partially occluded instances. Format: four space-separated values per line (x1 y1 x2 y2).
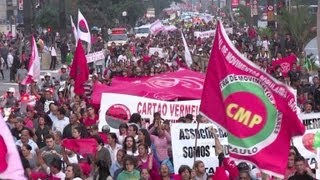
149 124 171 163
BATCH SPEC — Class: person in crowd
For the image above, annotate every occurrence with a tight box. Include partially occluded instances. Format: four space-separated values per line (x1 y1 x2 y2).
128 123 139 142
49 44 57 70
110 149 126 178
0 55 4 79
72 126 84 139
285 152 296 179
117 155 141 180
39 157 66 179
137 128 152 148
193 160 208 180
105 132 122 164
34 115 51 148
41 73 54 91
40 134 63 165
140 168 151 180
159 164 172 180
149 124 171 163
7 49 15 82
288 156 315 180
137 144 159 177
15 129 39 154
148 112 163 131
83 105 99 127
123 135 139 156
116 123 128 145
52 107 70 133
129 113 142 127
62 148 83 166
93 135 112 179
65 163 83 180
16 63 28 94
238 171 252 180
21 144 38 170
11 116 28 140
1 87 19 108
161 147 174 175
63 113 87 139
178 165 192 180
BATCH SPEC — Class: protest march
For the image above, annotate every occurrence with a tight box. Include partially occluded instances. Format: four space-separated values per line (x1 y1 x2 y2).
0 0 319 180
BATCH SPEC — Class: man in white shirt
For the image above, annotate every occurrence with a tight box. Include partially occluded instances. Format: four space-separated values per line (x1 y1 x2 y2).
15 129 39 155
52 107 69 133
7 50 14 82
50 45 57 70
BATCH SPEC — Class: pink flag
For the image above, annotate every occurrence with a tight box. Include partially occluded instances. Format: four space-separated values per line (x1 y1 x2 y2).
150 20 165 35
21 36 40 85
77 10 91 44
70 15 78 44
0 115 26 179
200 21 305 178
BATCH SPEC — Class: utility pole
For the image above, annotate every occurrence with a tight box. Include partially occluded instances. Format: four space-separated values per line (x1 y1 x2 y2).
23 0 32 36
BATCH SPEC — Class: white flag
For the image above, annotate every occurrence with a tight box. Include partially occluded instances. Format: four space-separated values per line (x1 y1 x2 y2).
181 32 193 67
70 15 78 44
0 115 26 179
77 10 91 46
21 36 40 85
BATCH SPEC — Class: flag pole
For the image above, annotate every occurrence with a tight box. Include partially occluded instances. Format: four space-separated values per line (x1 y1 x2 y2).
193 121 200 164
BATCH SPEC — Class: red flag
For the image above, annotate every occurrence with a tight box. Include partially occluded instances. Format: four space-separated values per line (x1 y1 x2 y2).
212 167 229 180
62 138 97 156
271 55 297 77
69 40 89 95
21 36 40 85
200 21 305 178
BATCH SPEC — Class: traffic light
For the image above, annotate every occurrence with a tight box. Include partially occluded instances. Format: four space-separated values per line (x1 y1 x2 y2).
47 27 51 32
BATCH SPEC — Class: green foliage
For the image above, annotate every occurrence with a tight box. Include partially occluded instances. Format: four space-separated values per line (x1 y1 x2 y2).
237 5 251 26
257 27 273 39
276 6 316 51
34 6 59 30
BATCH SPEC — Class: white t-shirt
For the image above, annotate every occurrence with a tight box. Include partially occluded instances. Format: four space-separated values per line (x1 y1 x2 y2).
52 116 70 133
50 47 57 56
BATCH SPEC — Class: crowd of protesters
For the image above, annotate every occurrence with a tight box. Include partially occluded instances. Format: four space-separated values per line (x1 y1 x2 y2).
0 12 319 180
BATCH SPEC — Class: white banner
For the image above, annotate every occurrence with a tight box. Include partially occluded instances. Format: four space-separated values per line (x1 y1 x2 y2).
194 28 233 39
293 113 320 169
86 51 105 63
194 30 215 39
98 93 200 131
171 123 228 175
149 47 164 58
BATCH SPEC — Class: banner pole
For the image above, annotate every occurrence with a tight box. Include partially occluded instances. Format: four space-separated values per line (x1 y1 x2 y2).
193 121 200 164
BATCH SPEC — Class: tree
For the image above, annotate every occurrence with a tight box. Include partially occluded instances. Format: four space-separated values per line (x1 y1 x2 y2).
34 5 59 31
277 6 316 52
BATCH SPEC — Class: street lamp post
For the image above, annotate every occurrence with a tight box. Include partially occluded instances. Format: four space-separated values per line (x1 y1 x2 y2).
122 11 127 26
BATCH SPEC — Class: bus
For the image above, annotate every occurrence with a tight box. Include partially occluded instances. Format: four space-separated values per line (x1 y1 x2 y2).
108 28 128 46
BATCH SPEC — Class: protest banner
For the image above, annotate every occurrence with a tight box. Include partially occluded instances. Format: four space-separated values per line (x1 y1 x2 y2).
149 47 165 57
98 93 200 131
86 50 105 63
194 30 215 39
293 113 320 169
171 123 228 175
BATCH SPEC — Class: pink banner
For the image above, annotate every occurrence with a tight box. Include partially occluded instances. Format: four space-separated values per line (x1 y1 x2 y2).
200 21 304 178
91 69 204 105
